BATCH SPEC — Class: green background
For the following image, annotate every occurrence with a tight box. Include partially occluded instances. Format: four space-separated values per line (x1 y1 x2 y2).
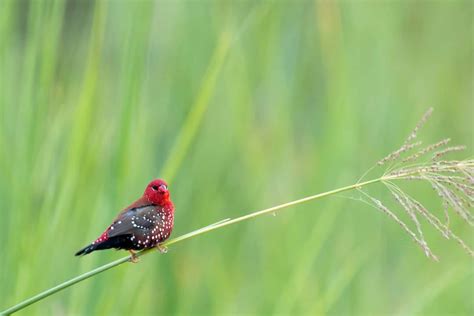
1 1 472 315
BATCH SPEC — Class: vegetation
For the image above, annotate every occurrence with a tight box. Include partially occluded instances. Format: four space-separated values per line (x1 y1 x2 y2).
1 1 472 315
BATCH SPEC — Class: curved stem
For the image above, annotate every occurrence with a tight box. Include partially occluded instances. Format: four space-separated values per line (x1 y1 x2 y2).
1 257 130 316
1 177 382 315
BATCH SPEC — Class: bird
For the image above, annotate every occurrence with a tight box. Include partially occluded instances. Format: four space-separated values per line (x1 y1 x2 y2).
75 179 174 262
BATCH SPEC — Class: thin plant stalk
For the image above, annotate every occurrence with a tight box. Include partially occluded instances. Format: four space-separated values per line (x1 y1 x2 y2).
1 176 383 315
2 109 473 315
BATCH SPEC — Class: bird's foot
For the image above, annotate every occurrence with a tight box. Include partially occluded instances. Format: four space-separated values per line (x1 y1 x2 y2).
156 244 168 254
128 250 140 263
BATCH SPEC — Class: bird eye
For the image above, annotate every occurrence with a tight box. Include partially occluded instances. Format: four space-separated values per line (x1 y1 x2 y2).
151 185 158 191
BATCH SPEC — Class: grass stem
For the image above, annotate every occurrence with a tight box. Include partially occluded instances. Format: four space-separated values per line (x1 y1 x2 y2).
1 176 383 315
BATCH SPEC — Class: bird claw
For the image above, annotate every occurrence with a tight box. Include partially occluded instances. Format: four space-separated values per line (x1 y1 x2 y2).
156 244 168 254
128 250 140 263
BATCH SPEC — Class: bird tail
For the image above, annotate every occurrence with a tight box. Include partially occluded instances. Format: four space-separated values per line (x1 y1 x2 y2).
75 240 114 256
75 243 99 256
75 236 132 256
75 230 114 256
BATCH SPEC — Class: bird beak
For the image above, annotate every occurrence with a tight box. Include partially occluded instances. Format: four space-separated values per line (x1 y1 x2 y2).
158 185 168 194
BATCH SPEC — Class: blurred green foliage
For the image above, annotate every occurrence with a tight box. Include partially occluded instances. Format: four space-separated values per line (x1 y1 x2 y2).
0 1 472 315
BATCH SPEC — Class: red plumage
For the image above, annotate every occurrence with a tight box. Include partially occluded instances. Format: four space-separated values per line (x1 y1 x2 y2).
75 179 174 259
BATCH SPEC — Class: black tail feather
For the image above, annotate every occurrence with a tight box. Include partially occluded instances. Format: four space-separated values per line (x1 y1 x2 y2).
75 240 114 256
75 243 98 256
75 236 134 256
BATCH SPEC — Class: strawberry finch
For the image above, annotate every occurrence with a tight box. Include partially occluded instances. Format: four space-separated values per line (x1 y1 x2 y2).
75 179 174 262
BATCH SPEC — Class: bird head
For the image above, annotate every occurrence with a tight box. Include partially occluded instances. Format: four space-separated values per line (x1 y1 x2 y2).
144 179 171 206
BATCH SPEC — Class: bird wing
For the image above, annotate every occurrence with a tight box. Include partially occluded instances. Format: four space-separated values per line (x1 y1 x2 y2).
107 204 158 238
113 196 151 222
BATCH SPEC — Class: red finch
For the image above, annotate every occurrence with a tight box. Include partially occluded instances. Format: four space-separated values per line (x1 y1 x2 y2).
75 179 174 262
